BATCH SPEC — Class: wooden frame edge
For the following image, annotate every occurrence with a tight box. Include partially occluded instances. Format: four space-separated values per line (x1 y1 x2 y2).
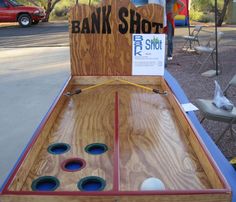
1 77 72 194
161 77 231 193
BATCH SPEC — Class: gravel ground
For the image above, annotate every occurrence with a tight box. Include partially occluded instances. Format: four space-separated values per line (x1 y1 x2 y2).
167 26 236 159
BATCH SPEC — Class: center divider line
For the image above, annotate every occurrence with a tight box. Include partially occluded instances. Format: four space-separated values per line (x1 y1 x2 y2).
113 91 120 191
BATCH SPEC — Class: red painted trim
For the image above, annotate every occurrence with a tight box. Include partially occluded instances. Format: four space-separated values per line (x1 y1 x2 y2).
2 77 72 194
1 76 231 197
3 189 229 196
164 79 231 192
113 92 120 191
73 74 131 76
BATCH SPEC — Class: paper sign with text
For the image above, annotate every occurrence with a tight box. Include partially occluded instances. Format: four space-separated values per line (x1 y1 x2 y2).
132 34 165 76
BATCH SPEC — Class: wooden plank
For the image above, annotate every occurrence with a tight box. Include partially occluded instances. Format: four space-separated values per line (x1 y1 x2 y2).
8 79 72 191
71 76 162 85
160 79 227 189
21 85 114 191
0 195 117 202
118 85 212 191
69 0 163 76
0 192 231 202
119 194 231 202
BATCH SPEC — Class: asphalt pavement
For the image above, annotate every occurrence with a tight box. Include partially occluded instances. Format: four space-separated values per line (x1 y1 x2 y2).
0 22 69 47
0 22 70 187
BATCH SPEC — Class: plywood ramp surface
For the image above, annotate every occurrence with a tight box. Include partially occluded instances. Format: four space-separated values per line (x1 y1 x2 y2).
118 85 212 190
22 85 115 191
21 84 211 191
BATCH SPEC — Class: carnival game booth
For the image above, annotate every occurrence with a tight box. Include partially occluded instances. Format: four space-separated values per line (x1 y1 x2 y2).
0 0 232 202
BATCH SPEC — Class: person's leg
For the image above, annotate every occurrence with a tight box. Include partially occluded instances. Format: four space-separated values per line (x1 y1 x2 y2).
167 20 173 58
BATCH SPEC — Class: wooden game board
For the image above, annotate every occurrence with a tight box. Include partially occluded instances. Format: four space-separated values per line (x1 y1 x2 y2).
0 76 231 202
0 1 231 201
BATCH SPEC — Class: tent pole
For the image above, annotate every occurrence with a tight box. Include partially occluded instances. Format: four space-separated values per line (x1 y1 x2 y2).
215 0 219 76
187 0 191 49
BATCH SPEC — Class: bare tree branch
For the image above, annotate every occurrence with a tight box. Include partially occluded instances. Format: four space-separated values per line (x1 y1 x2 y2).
27 0 39 6
51 0 61 10
43 0 62 22
217 0 231 26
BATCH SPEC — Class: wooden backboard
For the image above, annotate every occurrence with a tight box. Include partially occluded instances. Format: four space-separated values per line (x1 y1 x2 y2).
69 0 163 76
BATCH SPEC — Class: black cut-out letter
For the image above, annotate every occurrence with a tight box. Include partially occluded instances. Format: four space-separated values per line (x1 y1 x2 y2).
118 7 129 34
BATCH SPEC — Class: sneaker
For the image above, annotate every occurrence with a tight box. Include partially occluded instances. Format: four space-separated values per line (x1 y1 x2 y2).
167 57 173 61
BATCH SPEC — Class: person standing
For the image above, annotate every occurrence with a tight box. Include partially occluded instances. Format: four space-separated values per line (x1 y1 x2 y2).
166 0 184 60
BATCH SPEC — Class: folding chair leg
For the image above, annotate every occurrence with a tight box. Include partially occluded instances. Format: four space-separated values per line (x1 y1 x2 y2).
192 53 203 70
198 53 213 73
197 39 200 46
216 119 235 144
223 84 231 96
230 127 235 141
182 40 194 51
182 40 188 50
215 124 231 143
200 117 205 123
188 40 193 50
211 53 215 66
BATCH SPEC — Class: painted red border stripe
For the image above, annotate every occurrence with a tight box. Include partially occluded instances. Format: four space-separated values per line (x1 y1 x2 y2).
113 91 120 191
1 78 230 196
4 189 229 196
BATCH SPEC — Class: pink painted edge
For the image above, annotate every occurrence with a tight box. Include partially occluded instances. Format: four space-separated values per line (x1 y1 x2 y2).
3 189 230 196
113 92 120 191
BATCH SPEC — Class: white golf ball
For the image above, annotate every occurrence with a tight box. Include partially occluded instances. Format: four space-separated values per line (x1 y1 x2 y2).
140 177 165 191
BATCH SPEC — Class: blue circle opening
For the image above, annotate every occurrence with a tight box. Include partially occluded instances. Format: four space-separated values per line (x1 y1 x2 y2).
47 143 70 155
65 161 82 170
78 176 106 192
83 180 102 191
31 176 60 191
85 143 108 155
62 158 86 172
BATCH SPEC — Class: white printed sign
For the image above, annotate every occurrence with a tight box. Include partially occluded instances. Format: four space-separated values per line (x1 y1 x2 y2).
132 34 165 76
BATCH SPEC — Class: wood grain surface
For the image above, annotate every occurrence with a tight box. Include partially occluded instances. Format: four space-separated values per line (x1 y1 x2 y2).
118 85 212 191
8 81 72 191
0 194 231 202
71 76 162 85
69 0 163 76
21 85 115 191
160 80 226 189
20 83 211 191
